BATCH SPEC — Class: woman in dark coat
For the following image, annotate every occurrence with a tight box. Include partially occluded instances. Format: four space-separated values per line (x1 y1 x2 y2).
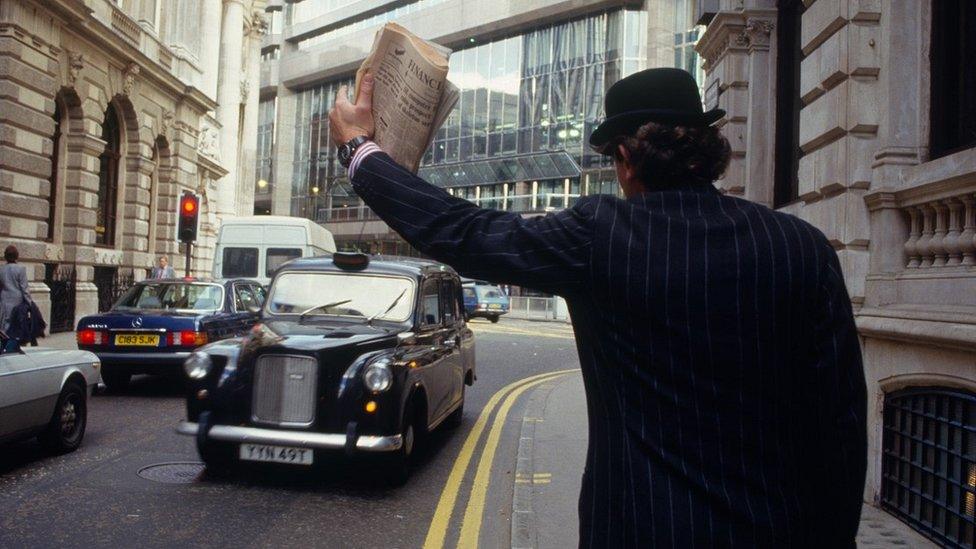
0 245 31 333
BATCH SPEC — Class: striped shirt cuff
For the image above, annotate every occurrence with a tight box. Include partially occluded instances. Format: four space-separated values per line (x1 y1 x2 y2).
348 141 381 180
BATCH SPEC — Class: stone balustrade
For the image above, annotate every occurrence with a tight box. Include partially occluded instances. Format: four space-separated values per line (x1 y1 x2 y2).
902 193 976 269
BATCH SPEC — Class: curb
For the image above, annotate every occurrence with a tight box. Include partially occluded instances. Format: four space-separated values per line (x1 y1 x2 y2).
510 375 564 549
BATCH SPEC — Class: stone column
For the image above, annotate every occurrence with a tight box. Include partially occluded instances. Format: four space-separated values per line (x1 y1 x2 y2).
742 16 776 207
271 85 298 216
215 0 245 218
200 0 223 100
238 14 265 215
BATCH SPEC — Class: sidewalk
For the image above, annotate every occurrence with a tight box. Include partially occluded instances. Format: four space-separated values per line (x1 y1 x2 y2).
512 374 937 548
35 330 78 350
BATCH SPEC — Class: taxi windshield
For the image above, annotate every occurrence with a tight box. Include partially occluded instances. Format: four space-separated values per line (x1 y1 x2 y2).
114 283 224 312
267 272 415 322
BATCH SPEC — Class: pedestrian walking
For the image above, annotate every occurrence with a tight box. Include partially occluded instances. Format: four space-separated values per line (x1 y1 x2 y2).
150 255 176 279
0 245 32 334
329 68 867 547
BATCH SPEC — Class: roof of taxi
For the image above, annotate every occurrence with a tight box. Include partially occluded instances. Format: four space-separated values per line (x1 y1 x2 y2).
277 254 456 278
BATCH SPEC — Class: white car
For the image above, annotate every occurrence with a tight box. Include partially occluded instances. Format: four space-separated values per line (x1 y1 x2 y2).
0 331 100 453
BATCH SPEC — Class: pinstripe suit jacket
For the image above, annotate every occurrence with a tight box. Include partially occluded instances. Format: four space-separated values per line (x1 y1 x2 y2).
352 152 867 548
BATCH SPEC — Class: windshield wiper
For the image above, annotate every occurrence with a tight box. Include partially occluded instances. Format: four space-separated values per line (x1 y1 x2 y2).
366 289 408 325
298 299 353 322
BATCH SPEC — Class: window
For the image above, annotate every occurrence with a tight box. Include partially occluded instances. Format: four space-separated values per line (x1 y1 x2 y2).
234 283 260 312
441 279 460 323
930 0 976 159
774 0 803 207
881 387 976 548
266 247 302 278
47 100 65 241
420 279 442 327
96 104 122 245
222 247 259 278
251 284 267 306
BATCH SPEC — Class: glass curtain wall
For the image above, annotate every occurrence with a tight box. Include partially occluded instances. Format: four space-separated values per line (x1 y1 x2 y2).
426 10 646 194
294 0 451 49
289 9 649 224
291 78 355 220
255 98 277 215
673 0 705 91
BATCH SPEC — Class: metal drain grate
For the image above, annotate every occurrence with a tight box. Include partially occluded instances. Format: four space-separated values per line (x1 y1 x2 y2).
137 462 205 484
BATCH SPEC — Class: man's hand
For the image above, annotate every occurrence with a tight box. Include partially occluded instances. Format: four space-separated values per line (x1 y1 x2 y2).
329 72 375 145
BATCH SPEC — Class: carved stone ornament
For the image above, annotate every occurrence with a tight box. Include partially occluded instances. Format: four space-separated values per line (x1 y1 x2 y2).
67 52 84 86
122 62 140 95
197 122 220 160
744 19 775 51
240 76 250 102
161 109 174 139
252 11 269 36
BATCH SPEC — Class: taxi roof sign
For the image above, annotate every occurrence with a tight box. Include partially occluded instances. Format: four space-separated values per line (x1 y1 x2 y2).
332 252 370 271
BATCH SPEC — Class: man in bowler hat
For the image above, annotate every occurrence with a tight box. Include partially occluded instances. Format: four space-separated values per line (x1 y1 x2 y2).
330 68 866 547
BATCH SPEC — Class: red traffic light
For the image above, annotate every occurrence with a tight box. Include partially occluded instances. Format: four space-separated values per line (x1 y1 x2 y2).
178 193 200 243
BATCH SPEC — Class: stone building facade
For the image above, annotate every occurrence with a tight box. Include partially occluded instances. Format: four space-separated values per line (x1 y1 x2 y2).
696 1 975 545
0 0 266 332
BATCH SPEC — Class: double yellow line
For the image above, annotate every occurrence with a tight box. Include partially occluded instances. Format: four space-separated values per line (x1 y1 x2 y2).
423 369 577 549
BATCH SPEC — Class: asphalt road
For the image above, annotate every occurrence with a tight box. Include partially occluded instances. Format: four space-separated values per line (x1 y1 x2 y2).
0 319 580 549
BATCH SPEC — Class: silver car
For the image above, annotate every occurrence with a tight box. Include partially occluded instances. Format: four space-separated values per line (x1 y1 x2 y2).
0 331 100 453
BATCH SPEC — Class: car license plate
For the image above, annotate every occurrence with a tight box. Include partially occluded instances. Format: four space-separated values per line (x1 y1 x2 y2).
488 304 502 309
114 334 160 346
239 444 313 465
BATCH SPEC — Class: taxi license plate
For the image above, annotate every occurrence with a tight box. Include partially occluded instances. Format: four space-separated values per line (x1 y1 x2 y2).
488 304 502 309
239 444 313 465
114 334 160 346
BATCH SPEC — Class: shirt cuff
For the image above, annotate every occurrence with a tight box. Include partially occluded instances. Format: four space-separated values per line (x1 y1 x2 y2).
348 141 381 180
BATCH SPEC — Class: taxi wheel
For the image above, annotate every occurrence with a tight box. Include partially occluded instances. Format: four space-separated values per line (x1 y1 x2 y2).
489 315 500 323
39 381 87 454
101 366 130 392
445 387 465 428
385 404 419 487
199 441 236 478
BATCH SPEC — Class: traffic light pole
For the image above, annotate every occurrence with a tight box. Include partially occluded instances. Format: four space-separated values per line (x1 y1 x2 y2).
184 241 192 277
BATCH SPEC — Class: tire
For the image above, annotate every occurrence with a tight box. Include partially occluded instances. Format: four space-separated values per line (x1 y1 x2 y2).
199 440 236 478
445 387 465 429
489 315 500 323
385 402 419 487
39 381 87 454
100 366 131 393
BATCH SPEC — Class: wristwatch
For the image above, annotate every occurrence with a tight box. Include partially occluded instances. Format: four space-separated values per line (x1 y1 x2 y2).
337 136 370 168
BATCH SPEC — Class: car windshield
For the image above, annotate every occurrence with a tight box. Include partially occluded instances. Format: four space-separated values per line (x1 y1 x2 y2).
478 287 505 299
267 272 415 322
114 283 224 312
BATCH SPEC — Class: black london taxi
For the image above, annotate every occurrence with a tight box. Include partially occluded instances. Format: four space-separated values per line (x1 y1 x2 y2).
175 253 475 484
77 278 266 391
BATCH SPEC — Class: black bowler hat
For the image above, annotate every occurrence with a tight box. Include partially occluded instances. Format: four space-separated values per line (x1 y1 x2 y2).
589 68 724 153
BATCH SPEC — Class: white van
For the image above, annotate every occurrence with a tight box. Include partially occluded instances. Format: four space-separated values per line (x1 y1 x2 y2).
212 216 336 285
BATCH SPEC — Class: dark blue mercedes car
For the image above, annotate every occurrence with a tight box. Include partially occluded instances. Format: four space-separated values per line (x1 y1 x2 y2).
76 278 265 391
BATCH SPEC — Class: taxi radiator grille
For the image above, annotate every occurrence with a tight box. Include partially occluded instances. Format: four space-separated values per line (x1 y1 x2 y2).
252 355 318 426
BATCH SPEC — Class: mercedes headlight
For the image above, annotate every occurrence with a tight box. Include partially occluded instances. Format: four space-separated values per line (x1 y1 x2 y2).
363 359 392 392
184 351 212 380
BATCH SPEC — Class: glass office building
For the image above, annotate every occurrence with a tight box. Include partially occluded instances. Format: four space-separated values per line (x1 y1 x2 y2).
287 9 650 221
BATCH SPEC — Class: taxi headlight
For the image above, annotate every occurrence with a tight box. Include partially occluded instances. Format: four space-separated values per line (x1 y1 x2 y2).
363 360 392 393
184 351 212 380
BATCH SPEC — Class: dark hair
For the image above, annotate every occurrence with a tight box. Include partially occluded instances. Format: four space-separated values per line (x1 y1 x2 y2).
604 122 731 188
4 245 18 263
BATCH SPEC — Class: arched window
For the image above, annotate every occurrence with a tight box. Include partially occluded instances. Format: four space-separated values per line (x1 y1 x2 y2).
96 104 121 246
47 99 65 241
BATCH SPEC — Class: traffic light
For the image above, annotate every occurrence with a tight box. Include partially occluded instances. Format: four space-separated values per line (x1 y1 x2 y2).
178 192 199 243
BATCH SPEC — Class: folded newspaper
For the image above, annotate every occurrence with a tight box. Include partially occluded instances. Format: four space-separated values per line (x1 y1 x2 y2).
355 23 459 173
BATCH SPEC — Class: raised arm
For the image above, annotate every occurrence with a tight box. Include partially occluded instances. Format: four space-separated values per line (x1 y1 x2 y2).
330 70 595 295
352 152 596 295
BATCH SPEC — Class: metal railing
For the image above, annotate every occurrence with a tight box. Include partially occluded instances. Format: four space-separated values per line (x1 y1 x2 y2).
317 193 582 223
507 296 557 320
